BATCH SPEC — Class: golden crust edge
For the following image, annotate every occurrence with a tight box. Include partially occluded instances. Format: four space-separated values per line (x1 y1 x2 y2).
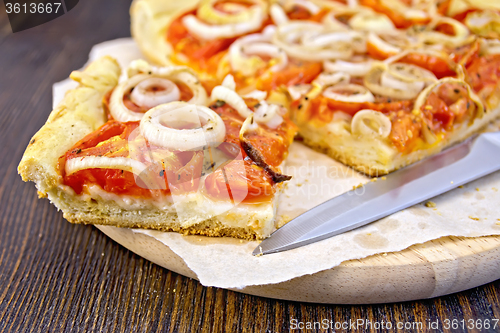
62 202 276 241
130 0 200 67
45 184 280 240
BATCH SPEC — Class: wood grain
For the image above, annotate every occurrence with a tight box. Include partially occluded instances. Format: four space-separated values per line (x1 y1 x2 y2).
0 0 499 332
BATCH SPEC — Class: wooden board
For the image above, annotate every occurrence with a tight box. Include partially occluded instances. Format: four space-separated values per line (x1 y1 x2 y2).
97 226 500 304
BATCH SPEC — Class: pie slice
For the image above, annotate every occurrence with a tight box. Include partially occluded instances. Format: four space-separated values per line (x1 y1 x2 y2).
18 56 296 239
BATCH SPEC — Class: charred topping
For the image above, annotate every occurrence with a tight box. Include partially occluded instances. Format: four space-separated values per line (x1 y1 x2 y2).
30 138 35 144
213 100 226 108
240 139 292 183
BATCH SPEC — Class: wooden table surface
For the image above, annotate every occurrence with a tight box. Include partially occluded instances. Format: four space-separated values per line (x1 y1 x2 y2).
1 1 500 332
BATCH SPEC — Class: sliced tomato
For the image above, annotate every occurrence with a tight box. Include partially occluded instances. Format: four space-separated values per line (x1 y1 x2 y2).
436 0 453 15
66 120 128 154
255 59 322 91
389 112 421 152
366 40 396 60
62 121 204 197
399 53 456 79
286 7 328 22
436 82 468 105
166 12 238 71
359 0 430 28
451 40 481 67
168 151 204 193
205 160 275 203
307 95 413 123
452 9 478 22
204 100 295 202
423 92 453 130
419 83 476 132
166 10 270 74
466 54 500 92
210 101 296 167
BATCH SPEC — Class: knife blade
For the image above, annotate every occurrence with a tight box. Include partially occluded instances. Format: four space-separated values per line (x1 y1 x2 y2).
253 131 500 256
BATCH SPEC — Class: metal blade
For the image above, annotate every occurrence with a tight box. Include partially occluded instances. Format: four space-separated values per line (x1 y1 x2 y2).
254 132 500 256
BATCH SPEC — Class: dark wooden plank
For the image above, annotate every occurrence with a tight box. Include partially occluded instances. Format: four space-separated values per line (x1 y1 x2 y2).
0 0 499 332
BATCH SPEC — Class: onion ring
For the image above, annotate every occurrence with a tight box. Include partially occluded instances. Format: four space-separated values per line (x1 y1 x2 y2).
465 10 500 39
272 21 361 60
140 101 226 151
364 62 436 100
253 100 284 129
323 83 375 103
197 0 265 25
417 17 472 47
287 84 312 100
65 156 147 176
211 77 252 118
351 109 392 138
324 59 373 76
130 78 180 109
229 26 288 76
183 0 267 40
110 62 207 122
314 72 350 87
348 11 395 32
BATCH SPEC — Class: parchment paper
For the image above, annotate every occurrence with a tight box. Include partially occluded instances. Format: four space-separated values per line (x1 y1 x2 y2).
54 38 500 289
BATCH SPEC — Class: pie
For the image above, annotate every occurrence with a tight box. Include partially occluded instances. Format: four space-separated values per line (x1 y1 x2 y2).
19 0 500 239
131 0 500 175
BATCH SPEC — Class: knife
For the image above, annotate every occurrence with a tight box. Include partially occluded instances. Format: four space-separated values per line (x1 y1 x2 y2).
253 131 500 256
